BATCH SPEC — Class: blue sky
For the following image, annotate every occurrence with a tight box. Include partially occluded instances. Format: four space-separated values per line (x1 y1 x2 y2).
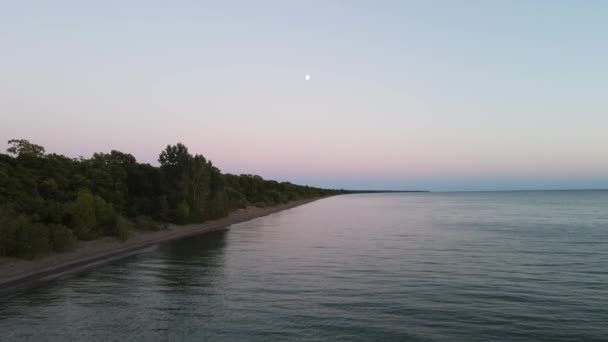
1 1 607 191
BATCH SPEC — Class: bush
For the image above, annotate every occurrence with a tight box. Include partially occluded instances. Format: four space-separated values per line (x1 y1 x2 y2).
267 190 283 204
64 189 98 240
134 215 166 231
49 224 76 252
0 206 21 256
174 200 190 224
65 189 118 240
38 178 58 199
158 195 170 221
225 187 247 209
1 207 65 257
0 207 50 258
39 200 65 225
15 222 51 258
93 195 117 236
114 216 132 241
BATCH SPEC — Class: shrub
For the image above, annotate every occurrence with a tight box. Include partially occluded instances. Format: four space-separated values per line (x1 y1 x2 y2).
0 206 21 256
38 178 58 199
158 195 170 221
15 222 51 258
134 215 166 231
114 216 132 241
225 187 247 209
93 195 117 236
174 200 190 224
39 200 65 225
65 190 118 239
64 189 98 240
49 224 76 252
1 207 57 258
267 190 283 204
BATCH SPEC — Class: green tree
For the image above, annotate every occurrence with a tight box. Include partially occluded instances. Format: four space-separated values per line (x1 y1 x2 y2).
64 189 98 240
15 222 51 258
0 206 21 256
159 143 191 169
174 200 190 224
49 224 76 252
187 155 211 220
0 139 341 258
6 139 45 157
113 216 132 241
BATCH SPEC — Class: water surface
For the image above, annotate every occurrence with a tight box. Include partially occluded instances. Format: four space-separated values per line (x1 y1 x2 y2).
1 191 607 341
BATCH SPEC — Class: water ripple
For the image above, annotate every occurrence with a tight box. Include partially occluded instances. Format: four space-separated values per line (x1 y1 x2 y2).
1 191 608 341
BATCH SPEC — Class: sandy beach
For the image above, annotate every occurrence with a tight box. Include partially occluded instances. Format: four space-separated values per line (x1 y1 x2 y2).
0 197 324 293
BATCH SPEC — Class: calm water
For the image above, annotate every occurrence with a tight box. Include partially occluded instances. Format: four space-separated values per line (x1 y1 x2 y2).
1 191 607 341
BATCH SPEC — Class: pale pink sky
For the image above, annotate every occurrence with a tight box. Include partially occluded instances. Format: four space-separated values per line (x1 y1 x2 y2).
1 1 607 190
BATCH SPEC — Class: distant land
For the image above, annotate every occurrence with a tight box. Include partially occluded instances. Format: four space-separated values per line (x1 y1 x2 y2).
343 190 430 193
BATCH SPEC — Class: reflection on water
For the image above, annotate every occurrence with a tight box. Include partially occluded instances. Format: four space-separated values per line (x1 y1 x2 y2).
1 192 607 341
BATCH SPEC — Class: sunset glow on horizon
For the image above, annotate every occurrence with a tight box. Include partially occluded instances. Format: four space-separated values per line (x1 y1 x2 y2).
2 1 607 191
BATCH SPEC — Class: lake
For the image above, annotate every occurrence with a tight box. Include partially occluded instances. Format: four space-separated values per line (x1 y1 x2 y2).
1 191 607 341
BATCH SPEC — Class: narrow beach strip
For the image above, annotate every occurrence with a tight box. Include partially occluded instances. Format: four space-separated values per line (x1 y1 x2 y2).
0 197 324 294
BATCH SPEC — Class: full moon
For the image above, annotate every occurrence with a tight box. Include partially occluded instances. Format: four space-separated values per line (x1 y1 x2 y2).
305 74 311 81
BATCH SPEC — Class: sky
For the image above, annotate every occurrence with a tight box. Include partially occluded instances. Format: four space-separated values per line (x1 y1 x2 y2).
1 1 607 191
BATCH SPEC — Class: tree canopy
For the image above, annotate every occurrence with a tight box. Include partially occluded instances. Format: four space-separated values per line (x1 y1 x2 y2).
0 139 342 258
7 139 45 157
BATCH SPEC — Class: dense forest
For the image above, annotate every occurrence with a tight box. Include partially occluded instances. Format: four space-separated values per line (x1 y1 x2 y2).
0 139 343 258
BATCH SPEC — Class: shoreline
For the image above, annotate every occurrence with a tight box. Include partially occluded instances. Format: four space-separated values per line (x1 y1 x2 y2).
0 197 325 295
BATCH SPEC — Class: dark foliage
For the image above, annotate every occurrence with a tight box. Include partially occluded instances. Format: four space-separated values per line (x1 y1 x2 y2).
0 139 343 258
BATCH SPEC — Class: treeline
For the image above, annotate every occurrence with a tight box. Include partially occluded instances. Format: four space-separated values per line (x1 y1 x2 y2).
0 139 342 258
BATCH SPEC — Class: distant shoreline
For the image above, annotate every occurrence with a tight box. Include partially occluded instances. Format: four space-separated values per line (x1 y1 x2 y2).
0 197 326 295
344 190 430 193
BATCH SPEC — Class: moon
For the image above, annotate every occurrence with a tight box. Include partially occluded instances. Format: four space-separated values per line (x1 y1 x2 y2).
305 74 311 81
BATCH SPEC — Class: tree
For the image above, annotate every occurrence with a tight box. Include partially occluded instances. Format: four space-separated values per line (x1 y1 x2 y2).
64 189 98 240
7 139 45 157
159 143 191 169
113 215 132 241
15 222 51 258
0 139 340 258
49 224 76 252
174 200 190 224
159 143 193 208
189 155 209 203
0 206 21 256
187 155 211 219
